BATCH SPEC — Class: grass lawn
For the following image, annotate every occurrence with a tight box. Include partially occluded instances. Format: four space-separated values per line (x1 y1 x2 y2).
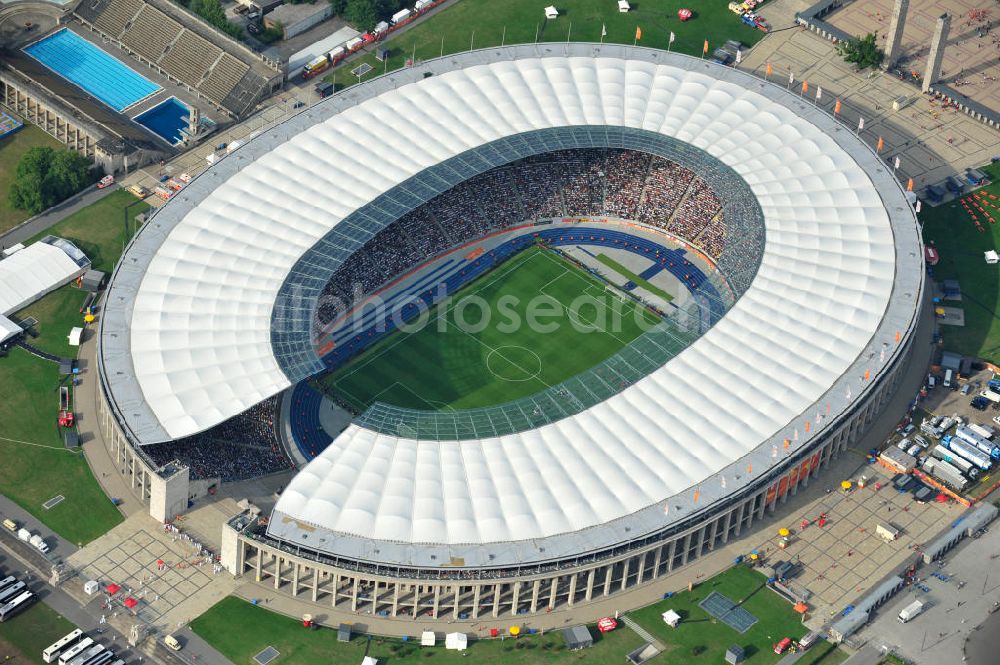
0 191 143 544
0 123 61 234
325 0 766 88
0 598 76 665
630 565 814 665
921 162 1000 363
192 596 646 665
320 245 659 412
26 188 149 273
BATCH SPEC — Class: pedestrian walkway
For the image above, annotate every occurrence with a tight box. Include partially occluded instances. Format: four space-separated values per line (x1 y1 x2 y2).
0 185 116 248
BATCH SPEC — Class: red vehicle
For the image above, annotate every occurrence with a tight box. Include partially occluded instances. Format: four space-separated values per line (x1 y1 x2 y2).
597 617 618 633
58 386 74 427
773 637 792 655
97 175 114 189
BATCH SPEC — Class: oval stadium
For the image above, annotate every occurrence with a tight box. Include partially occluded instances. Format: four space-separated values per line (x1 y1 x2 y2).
97 44 924 620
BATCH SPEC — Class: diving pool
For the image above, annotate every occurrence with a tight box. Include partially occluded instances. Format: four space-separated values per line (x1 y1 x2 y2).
23 29 161 112
133 98 191 145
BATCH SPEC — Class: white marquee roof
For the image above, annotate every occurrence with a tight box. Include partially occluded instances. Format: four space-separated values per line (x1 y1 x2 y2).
0 238 88 316
100 45 922 564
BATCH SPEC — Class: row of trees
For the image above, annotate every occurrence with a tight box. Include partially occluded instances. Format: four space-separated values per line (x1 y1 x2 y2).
188 0 244 41
8 147 93 215
329 0 409 33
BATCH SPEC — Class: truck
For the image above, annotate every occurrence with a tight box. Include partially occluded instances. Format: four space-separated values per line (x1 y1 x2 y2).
876 523 900 541
922 457 970 490
930 445 979 478
58 386 74 428
16 528 30 542
941 434 992 470
29 534 49 554
898 599 926 623
969 423 995 440
955 425 1000 458
315 81 334 98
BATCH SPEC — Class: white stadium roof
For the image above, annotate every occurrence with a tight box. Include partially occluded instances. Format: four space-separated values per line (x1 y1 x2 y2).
100 45 922 566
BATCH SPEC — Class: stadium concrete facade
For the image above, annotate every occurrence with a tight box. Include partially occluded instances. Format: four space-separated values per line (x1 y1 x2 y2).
97 44 925 619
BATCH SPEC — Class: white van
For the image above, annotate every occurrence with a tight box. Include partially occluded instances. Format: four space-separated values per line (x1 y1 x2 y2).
927 375 936 388
944 369 953 388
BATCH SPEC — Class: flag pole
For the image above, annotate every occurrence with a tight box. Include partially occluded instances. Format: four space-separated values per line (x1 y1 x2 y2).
567 22 572 43
501 25 506 47
439 35 444 58
470 30 475 51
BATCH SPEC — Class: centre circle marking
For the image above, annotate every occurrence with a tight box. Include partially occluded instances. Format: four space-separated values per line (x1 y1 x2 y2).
486 346 542 382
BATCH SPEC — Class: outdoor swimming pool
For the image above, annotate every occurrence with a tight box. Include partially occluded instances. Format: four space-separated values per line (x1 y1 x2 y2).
134 98 191 145
23 29 161 112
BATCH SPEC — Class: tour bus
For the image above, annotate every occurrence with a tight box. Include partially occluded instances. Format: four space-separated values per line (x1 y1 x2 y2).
81 650 114 665
67 644 104 665
43 629 85 663
57 637 94 665
0 590 34 622
0 581 27 605
0 576 16 594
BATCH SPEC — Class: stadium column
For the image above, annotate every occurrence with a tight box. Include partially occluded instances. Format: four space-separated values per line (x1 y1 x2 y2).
619 558 630 591
273 555 282 589
584 569 596 602
603 566 614 596
492 584 501 618
548 577 558 610
392 583 400 617
652 544 663 577
721 509 734 545
666 539 678 573
372 580 379 613
707 517 719 551
413 584 421 616
311 569 319 602
733 500 747 538
255 550 263 582
351 577 360 611
510 581 521 615
433 585 441 618
471 585 482 619
291 562 300 596
331 573 340 607
452 585 461 620
530 580 541 613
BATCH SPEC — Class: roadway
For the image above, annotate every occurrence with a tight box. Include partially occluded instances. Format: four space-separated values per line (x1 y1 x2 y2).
0 184 116 249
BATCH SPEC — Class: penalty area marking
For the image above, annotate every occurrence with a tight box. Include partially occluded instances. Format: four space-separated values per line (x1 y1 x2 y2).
43 495 65 510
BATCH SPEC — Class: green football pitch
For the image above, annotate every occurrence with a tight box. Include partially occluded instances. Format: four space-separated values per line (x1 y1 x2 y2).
320 246 661 412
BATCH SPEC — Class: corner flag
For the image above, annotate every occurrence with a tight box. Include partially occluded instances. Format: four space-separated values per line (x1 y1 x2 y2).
635 26 642 41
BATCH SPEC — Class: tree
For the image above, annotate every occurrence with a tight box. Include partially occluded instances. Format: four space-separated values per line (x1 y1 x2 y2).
8 146 92 215
837 32 884 70
329 0 347 13
190 0 244 40
344 0 379 31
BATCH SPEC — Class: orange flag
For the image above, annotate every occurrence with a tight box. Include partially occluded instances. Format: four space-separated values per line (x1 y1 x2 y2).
907 178 914 192
834 98 841 115
635 26 642 41
801 80 809 94
876 136 884 152
766 62 773 77
703 39 709 54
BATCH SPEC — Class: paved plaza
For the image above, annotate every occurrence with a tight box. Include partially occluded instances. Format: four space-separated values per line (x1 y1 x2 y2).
827 0 1000 112
742 461 960 624
853 510 1000 664
63 504 240 635
740 2 1000 196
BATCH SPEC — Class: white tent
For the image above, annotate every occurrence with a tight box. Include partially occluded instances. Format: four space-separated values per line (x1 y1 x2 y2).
545 6 558 18
0 238 88 316
0 316 22 344
445 633 468 650
420 631 436 646
361 657 378 665
69 327 83 346
986 250 999 264
661 609 681 627
618 0 631 12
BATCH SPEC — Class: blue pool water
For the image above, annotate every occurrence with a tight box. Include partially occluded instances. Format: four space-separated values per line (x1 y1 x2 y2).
23 29 161 112
134 98 191 145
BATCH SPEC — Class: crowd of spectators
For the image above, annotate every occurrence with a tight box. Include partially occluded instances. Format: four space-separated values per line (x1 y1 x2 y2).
695 214 727 258
143 397 293 482
637 157 694 227
668 176 723 239
313 149 725 329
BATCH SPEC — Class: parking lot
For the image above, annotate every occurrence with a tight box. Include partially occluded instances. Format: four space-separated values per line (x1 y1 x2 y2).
853 508 1000 665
